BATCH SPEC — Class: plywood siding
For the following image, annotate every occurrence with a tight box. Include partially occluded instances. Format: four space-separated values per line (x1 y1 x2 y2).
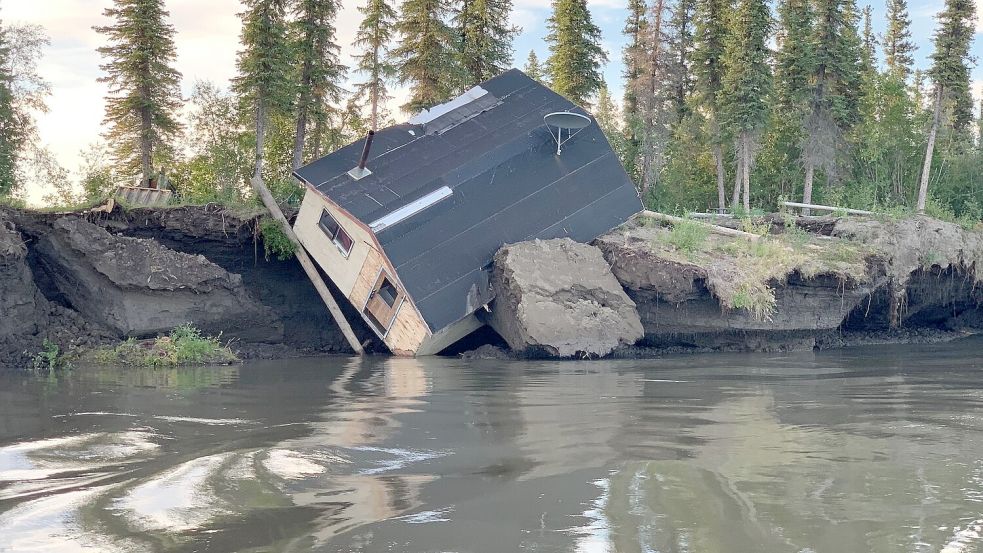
348 245 429 356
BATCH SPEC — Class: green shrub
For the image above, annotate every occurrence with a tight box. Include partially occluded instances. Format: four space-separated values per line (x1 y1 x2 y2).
33 339 70 373
85 325 238 367
663 219 710 254
259 217 296 261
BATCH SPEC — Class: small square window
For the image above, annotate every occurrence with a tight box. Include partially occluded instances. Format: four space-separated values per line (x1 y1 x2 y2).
377 278 398 307
318 209 353 256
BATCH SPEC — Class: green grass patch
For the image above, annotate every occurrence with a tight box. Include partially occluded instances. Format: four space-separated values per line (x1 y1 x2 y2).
661 219 711 255
33 339 72 373
85 325 239 367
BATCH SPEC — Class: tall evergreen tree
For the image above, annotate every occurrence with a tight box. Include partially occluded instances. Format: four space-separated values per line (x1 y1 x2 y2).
394 0 457 113
692 0 730 210
775 0 815 113
0 20 17 197
637 0 675 194
523 50 544 82
800 0 863 213
94 0 183 182
621 0 648 183
916 0 976 212
545 0 607 107
668 0 697 121
720 0 772 210
290 0 346 170
233 0 293 181
861 5 876 72
978 98 983 150
594 83 621 143
352 0 398 130
454 0 518 89
882 0 915 81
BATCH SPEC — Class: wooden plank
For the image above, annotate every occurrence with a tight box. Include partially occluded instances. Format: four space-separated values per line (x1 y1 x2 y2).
638 210 761 241
781 201 874 216
250 176 364 355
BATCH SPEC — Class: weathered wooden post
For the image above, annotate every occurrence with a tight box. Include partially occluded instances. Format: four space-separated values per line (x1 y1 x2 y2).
250 176 365 355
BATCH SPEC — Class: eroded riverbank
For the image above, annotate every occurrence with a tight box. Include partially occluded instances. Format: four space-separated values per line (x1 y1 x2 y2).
1 204 980 367
1 337 982 551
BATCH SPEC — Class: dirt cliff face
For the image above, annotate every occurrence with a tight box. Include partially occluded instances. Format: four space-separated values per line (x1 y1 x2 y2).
1 205 371 369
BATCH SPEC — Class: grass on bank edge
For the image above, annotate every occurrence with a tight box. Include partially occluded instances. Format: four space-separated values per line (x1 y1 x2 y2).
78 325 239 368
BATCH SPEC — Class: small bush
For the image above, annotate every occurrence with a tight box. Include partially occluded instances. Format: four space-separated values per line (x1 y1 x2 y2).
259 217 296 261
85 325 238 367
663 219 710 254
32 339 69 373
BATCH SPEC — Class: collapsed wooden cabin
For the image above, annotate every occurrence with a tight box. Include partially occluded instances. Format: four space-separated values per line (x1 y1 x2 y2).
291 69 642 356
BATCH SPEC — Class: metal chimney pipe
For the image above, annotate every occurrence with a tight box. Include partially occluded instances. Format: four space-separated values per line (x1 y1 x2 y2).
358 130 375 171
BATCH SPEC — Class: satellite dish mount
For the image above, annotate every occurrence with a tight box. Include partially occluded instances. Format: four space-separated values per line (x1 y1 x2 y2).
544 111 592 156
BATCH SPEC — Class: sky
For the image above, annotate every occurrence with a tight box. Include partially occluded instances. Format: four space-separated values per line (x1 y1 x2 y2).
4 0 982 205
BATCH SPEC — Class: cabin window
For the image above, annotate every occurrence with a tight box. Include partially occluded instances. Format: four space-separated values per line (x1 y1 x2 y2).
377 277 398 307
318 209 353 257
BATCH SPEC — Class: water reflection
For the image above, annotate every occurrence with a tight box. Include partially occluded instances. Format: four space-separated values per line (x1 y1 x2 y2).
0 337 981 552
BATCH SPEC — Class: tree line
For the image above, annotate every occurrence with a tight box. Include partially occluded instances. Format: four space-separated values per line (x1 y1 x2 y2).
0 0 979 221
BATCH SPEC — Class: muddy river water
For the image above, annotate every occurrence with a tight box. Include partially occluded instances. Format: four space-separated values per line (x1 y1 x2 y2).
1 337 982 552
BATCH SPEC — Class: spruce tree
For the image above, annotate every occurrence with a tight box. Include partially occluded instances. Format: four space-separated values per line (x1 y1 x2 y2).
668 0 697 121
394 0 457 113
545 0 607 107
800 0 863 213
692 0 730 210
720 0 772 210
0 21 17 197
637 0 675 195
353 0 398 130
916 0 976 212
594 83 621 144
291 0 346 170
882 0 915 81
621 0 648 184
523 50 544 82
861 5 876 73
454 0 518 89
978 98 983 151
775 0 815 113
234 0 293 181
94 0 183 182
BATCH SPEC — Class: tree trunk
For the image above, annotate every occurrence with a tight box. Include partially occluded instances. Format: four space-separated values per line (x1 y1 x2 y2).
292 103 309 171
370 78 379 130
249 175 365 355
731 150 742 209
713 142 726 212
311 115 323 160
741 132 751 211
141 105 153 185
253 100 267 181
802 161 815 216
917 86 944 214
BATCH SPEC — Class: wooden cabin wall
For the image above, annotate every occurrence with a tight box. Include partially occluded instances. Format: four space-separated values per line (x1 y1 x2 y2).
294 188 374 296
295 187 431 356
348 245 430 356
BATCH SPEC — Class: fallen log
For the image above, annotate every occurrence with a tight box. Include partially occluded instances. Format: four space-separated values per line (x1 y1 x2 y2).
250 176 364 355
638 210 761 241
781 201 874 216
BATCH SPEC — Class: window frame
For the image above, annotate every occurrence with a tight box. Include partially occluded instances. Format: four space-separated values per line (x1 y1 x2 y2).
318 209 354 258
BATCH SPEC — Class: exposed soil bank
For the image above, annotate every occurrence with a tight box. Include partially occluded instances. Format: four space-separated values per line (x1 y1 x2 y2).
1 205 376 369
1 205 980 368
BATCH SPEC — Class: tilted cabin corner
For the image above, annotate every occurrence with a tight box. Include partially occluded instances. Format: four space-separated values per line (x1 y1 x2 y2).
292 69 643 356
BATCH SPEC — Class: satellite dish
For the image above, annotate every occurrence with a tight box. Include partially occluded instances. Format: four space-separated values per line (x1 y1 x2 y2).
544 111 592 155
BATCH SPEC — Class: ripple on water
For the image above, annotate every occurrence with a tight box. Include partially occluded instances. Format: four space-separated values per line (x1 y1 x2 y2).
112 452 233 533
0 431 159 484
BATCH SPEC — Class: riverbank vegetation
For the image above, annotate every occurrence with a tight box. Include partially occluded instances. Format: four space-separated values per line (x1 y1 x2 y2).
81 325 239 368
0 0 978 225
643 213 870 319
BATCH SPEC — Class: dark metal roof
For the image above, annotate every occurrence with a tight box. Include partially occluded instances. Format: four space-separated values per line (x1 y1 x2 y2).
294 69 642 332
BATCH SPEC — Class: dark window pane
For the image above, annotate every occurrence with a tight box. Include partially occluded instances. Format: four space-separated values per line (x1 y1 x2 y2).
335 228 354 254
318 210 340 238
378 278 398 307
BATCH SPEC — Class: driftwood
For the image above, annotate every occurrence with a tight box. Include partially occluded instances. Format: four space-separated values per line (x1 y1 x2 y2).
781 201 874 216
250 176 364 355
638 210 761 241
